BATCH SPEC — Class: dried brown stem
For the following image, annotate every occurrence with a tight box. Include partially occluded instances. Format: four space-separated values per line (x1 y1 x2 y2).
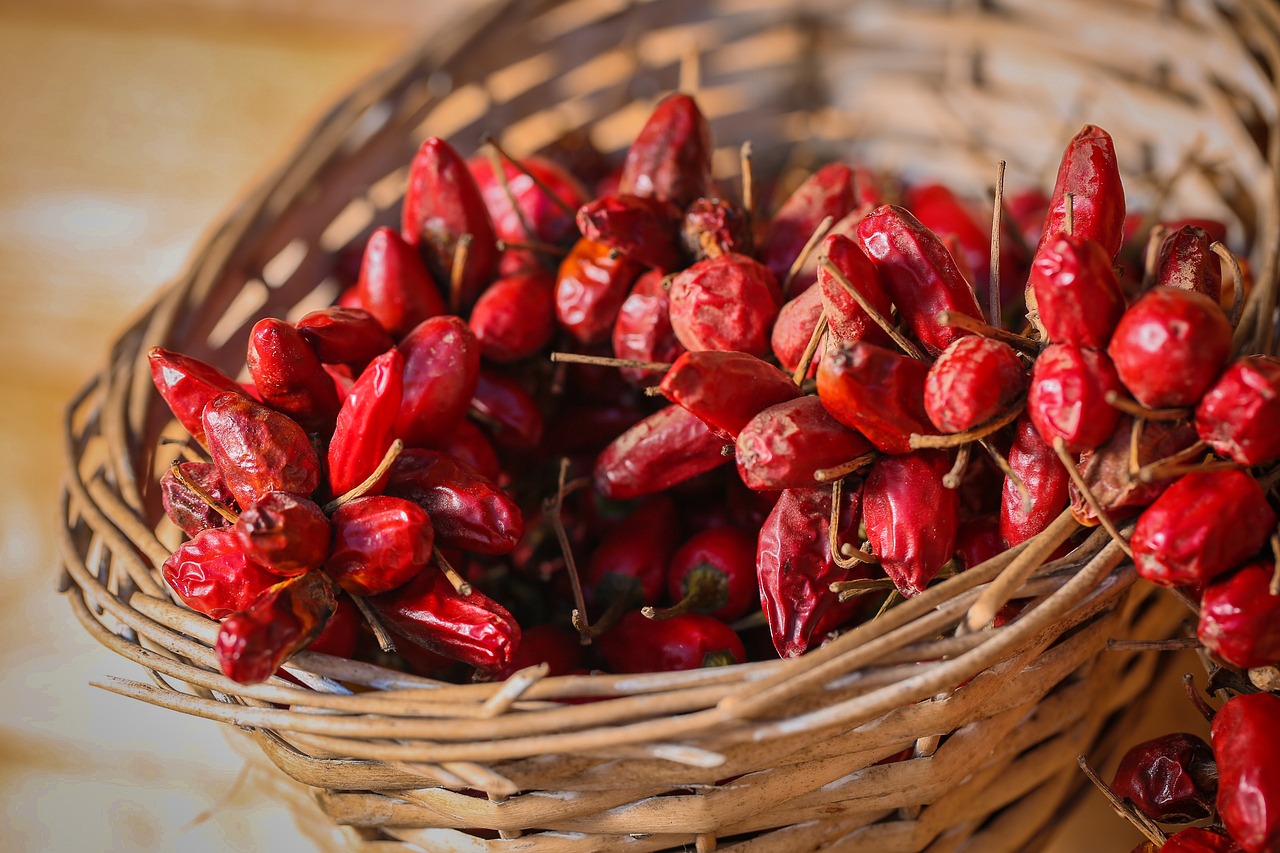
549 352 672 372
831 478 876 568
495 238 568 258
485 141 537 242
988 159 1006 329
324 440 405 513
433 547 473 597
481 134 578 219
1128 417 1144 478
1064 192 1075 236
784 215 835 297
1106 637 1201 652
1140 224 1169 291
935 310 1040 355
1183 673 1217 724
910 394 1026 450
793 309 829 386
1270 533 1280 596
813 452 878 483
449 233 473 315
1052 437 1133 558
1077 755 1166 847
740 141 755 222
832 578 897 601
942 443 970 490
1139 459 1243 483
169 462 238 523
352 595 397 653
548 458 592 643
1211 241 1246 328
1103 390 1190 422
979 438 1029 513
821 257 926 361
1131 440 1209 485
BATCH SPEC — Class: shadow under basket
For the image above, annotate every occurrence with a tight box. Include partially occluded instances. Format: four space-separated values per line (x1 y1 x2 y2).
59 0 1280 850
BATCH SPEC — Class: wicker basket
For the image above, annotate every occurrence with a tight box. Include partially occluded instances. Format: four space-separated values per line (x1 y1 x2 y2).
59 0 1280 850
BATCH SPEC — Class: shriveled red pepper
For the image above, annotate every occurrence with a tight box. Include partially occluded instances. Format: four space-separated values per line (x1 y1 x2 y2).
593 404 728 500
668 253 782 357
863 450 959 597
161 527 280 619
1199 562 1280 670
735 396 874 491
467 268 556 363
467 152 585 248
327 349 403 498
393 316 481 448
856 204 984 357
246 317 342 434
816 341 935 455
1111 732 1217 824
554 237 644 345
385 449 523 555
923 336 1026 433
1156 224 1224 302
759 162 857 286
202 393 320 510
325 495 434 596
1069 416 1199 527
233 491 331 578
659 350 800 440
352 227 446 340
149 347 245 448
1196 355 1280 466
372 568 521 672
1161 828 1243 852
215 570 337 684
1000 412 1069 548
1028 233 1126 348
681 197 751 260
471 369 544 450
618 93 713 209
576 193 682 270
161 461 237 536
296 306 394 371
1211 692 1280 853
818 232 894 348
492 623 585 680
1027 344 1123 453
612 268 686 386
599 610 744 673
584 495 680 609
401 137 497 311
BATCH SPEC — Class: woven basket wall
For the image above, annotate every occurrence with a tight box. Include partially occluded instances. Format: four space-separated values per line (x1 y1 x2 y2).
59 0 1280 850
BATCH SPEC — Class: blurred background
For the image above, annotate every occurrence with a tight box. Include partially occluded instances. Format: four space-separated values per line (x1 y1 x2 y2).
0 2 1202 850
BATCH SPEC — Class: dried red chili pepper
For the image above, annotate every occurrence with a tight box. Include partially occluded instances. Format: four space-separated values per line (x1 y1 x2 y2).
215 570 337 684
668 253 782 357
492 623 584 680
149 347 246 448
1211 692 1280 852
682 197 751 260
1036 124 1126 260
856 204 984 356
863 450 960 597
393 316 481 448
1111 732 1217 825
372 567 521 672
353 226 446 340
576 193 682 270
385 449 523 555
659 350 800 440
1156 225 1224 302
1199 562 1280 670
1001 413 1071 547
584 495 680 609
471 369 544 450
1196 356 1280 466
542 400 648 458
757 485 864 657
161 461 237 536
327 349 403 498
618 92 713 209
1132 469 1276 588
554 237 645 346
612 268 686 386
401 137 497 311
817 341 935 455
759 162 857 286
1068 416 1199 527
430 418 502 482
954 514 1005 571
598 610 744 673
467 152 585 248
771 284 828 378
1027 344 1123 453
202 393 321 510
593 404 729 500
305 593 361 659
467 268 556 363
818 232 894 348
233 491 331 578
735 396 874 491
161 527 281 620
1108 287 1233 409
656 526 757 621
296 306 395 371
923 336 1026 433
1161 828 1244 852
324 495 434 596
1028 233 1126 348
246 317 342 433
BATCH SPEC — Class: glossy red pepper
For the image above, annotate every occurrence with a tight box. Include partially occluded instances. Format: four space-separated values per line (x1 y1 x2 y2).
1111 732 1217 824
305 594 361 659
385 449 523 555
372 567 521 672
576 193 682 270
617 93 713 209
789 204 873 299
1035 124 1126 260
393 316 481 448
593 404 729 500
681 197 751 260
327 349 403 498
401 137 497 311
554 237 645 345
161 461 237 536
161 527 281 620
1211 692 1280 852
467 268 556 363
296 306 394 371
324 495 434 596
1027 344 1123 453
202 393 320 510
467 152 585 248
816 341 935 455
353 227 446 340
598 610 744 673
1156 225 1224 302
149 347 245 448
856 204 984 356
430 419 501 482
233 491 331 578
1000 413 1071 547
584 495 680 609
923 336 1026 433
735 396 874 492
471 369 544 450
492 624 584 680
1199 562 1280 670
659 526 757 621
1069 416 1199 527
771 284 828 378
215 570 337 684
612 268 686 386
245 317 342 434
759 162 857 286
863 450 960 597
818 232 894 348
659 350 801 440
668 253 782 357
1161 828 1244 852
1196 355 1280 466
953 514 1005 571
1029 233 1126 348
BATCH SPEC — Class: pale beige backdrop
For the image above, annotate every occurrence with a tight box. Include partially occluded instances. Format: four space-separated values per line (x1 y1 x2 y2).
0 2 1205 851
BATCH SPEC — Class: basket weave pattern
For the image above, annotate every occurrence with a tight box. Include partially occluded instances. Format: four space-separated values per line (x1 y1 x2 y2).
60 0 1280 850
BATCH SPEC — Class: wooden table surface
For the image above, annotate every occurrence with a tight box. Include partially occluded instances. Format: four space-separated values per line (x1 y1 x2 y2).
0 4 1206 850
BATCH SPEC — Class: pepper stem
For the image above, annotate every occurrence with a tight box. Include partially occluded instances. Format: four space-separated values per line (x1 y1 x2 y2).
1130 440 1209 485
942 443 970 490
792 308 829 386
1052 437 1133 558
783 215 835 297
1103 390 1190 422
1182 673 1217 724
169 462 239 523
909 393 1027 450
449 233 473 315
1269 532 1280 596
739 141 755 223
813 451 877 483
1064 191 1075 236
830 478 877 568
485 141 537 242
549 352 672 372
323 439 404 513
351 594 397 653
1140 224 1169 291
1211 241 1246 328
831 577 897 602
935 310 1040 355
433 547 473 597
494 238 568 258
988 159 1006 329
547 457 593 643
979 438 1030 514
642 564 727 621
480 133 578 218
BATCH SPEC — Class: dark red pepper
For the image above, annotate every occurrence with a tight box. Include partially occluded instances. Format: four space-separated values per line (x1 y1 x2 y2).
1199 562 1280 670
305 593 361 659
430 419 501 482
659 350 801 440
735 396 874 492
554 237 644 345
385 449 523 555
296 306 395 371
467 152 585 248
862 450 960 597
149 347 245 448
1111 732 1217 825
352 227 446 340
612 268 686 386
593 404 729 500
202 394 320 510
161 527 281 620
954 514 1005 571
759 162 857 286
1156 225 1224 302
1211 692 1280 852
327 349 403 498
818 232 894 348
771 284 828 378
492 623 584 680
393 316 481 448
575 193 682 270
1196 356 1280 466
667 253 782 357
816 341 935 455
233 491 331 578
471 369 544 450
1161 828 1244 852
598 610 744 673
215 570 337 684
325 495 434 596
467 268 556 363
584 495 680 609
658 526 757 621
161 461 237 536
617 93 713 209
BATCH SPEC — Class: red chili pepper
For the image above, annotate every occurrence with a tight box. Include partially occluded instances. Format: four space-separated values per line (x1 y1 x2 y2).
202 393 321 510
1199 562 1280 670
1000 413 1070 547
1160 829 1244 853
393 316 481 448
161 527 281 619
682 197 752 260
618 93 713 209
215 570 337 684
1037 124 1127 259
385 449 523 555
1029 233 1126 348
542 400 648 458
923 336 1026 433
818 232 894 348
668 253 782 357
816 341 935 455
658 526 757 621
759 163 857 286
1027 344 1123 453
327 349 403 498
1156 225 1224 302
246 317 343 434
735 396 874 491
492 623 584 680
575 193 682 270
863 450 960 597
1069 416 1199 527
659 350 801 440
471 369 544 450
954 514 1005 571
305 594 361 659
467 152 585 248
1211 692 1280 852
161 461 237 536
401 137 497 311
467 268 556 363
296 306 395 371
1111 733 1217 825
1108 287 1233 409
757 485 864 657
1007 187 1050 249
149 347 245 448
430 419 501 482
593 404 729 500
771 284 828 378
352 227 446 341
324 495 433 596
554 237 645 345
1197 355 1280 466
372 568 521 672
856 204 984 357
612 268 687 386
233 491 331 578
584 494 680 609
598 610 744 673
